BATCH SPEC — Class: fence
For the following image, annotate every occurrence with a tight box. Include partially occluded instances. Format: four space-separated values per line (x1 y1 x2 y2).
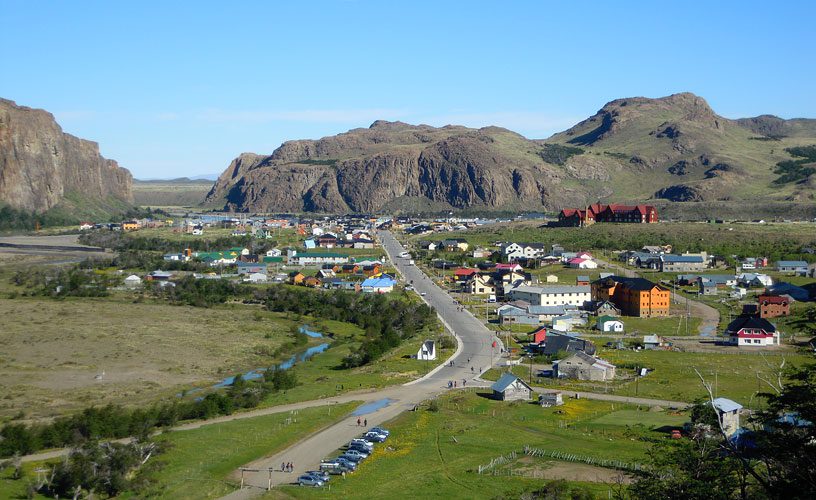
476 446 643 475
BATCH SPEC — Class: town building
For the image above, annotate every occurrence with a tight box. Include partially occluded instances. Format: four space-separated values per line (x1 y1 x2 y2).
491 373 533 401
713 398 743 437
554 352 616 381
558 204 658 226
591 276 671 317
417 340 436 361
507 285 591 308
758 295 790 318
776 260 808 275
660 254 707 273
725 315 779 347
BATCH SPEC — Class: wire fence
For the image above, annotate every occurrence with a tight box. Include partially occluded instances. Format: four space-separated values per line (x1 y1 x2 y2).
476 445 644 475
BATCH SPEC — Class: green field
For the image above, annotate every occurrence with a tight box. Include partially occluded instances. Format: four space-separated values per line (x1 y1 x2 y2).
142 402 359 499
484 348 812 406
271 391 686 499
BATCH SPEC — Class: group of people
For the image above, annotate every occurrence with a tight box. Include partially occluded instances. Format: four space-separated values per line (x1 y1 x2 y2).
356 417 368 427
281 461 294 472
447 379 468 388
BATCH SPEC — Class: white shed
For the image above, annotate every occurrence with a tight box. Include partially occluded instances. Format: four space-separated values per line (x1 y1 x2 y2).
417 340 436 361
124 275 142 288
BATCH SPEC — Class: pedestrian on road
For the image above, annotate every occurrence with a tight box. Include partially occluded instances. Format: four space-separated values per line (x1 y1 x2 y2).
357 417 361 426
291 462 294 472
471 366 474 373
281 462 286 472
463 379 466 386
454 381 457 388
364 418 367 427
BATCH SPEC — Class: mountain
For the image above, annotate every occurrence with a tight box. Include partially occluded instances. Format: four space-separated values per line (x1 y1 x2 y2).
205 121 585 213
0 98 133 215
206 93 816 213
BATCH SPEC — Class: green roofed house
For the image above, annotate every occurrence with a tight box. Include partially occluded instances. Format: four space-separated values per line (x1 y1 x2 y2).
263 256 284 264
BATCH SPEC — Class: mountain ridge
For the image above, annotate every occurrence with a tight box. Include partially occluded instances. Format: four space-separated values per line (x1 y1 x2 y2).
0 98 133 214
204 92 816 213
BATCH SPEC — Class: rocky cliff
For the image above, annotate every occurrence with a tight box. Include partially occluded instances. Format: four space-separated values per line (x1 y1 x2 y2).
206 122 584 213
0 98 133 213
207 93 816 213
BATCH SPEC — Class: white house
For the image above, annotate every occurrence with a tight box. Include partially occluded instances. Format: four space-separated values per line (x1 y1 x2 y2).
491 373 533 401
417 340 436 361
726 316 779 347
545 274 559 283
508 285 591 308
124 275 142 288
567 257 598 269
266 249 282 257
596 316 624 332
244 272 268 283
503 242 547 261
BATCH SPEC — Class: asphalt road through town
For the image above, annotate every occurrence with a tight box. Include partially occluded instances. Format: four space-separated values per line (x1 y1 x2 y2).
222 230 504 496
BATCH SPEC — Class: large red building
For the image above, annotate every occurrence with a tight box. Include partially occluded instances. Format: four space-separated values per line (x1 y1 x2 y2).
558 204 658 226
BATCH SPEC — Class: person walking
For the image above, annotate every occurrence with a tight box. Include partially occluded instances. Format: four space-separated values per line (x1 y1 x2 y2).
281 462 286 472
357 417 361 426
364 418 367 427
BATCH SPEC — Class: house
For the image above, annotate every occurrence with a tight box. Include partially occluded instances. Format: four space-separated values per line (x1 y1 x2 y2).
554 351 616 381
699 278 718 296
540 332 595 357
244 272 268 283
352 239 375 249
576 275 590 286
304 238 317 249
757 295 790 318
440 238 469 252
726 315 779 347
491 373 533 401
417 340 437 361
538 392 564 407
289 272 305 285
236 262 265 275
643 335 669 350
712 398 743 437
124 274 142 288
596 315 624 332
776 260 808 275
545 274 559 283
466 274 496 296
145 270 173 282
453 268 479 282
303 276 321 287
287 251 350 266
507 285 591 308
552 314 587 332
567 257 598 269
737 273 773 288
558 204 658 226
660 254 707 273
765 282 810 302
418 240 438 251
587 300 621 317
122 220 139 231
528 326 549 345
499 306 540 326
495 263 524 273
471 247 492 258
79 221 94 230
266 249 282 257
591 276 670 318
360 276 397 293
502 242 547 260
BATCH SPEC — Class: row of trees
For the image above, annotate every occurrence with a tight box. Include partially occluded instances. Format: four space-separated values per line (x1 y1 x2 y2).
0 368 296 458
263 286 437 368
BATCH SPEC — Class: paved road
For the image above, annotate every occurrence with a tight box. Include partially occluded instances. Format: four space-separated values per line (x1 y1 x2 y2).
222 230 504 496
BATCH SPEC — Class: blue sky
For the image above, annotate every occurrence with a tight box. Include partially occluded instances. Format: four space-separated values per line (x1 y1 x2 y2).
2 1 814 179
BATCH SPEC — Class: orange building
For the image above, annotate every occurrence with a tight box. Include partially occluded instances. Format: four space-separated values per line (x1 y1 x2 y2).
592 276 670 318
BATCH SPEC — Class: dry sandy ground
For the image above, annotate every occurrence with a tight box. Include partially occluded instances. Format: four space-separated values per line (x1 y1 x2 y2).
0 296 298 420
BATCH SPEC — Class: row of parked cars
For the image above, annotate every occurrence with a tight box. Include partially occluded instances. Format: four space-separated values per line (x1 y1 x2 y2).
297 427 390 487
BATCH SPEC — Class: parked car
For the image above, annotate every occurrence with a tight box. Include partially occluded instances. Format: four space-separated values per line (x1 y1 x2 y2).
335 457 358 471
347 443 371 456
370 427 390 436
306 470 330 482
319 461 345 475
297 474 324 487
364 431 387 442
349 438 374 450
341 450 367 461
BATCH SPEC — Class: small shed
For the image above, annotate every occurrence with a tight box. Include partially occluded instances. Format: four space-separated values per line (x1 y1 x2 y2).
597 315 624 332
491 373 533 401
539 392 564 407
417 340 437 361
124 274 142 288
713 397 743 437
545 274 559 283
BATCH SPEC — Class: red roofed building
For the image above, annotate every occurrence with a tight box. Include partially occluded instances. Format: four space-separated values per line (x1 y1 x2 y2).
453 268 478 281
758 295 790 318
558 204 658 226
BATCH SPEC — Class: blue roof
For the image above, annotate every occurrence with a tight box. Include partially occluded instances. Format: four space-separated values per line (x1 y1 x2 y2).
713 397 743 413
361 277 396 288
491 372 526 392
777 260 808 267
662 255 704 263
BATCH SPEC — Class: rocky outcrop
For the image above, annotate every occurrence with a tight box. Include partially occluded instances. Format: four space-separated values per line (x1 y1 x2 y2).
205 122 579 213
0 98 132 213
